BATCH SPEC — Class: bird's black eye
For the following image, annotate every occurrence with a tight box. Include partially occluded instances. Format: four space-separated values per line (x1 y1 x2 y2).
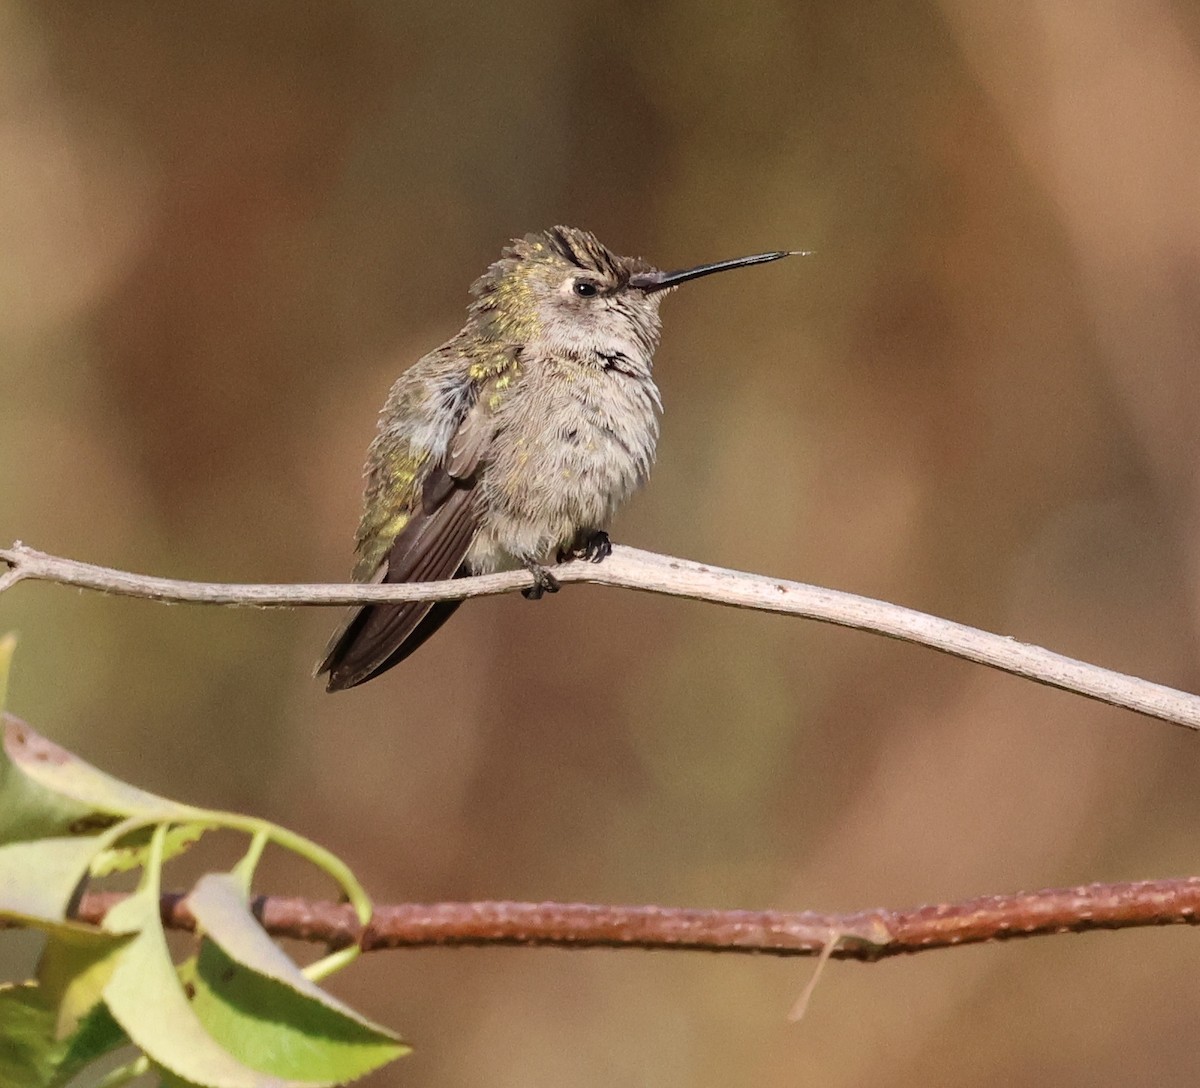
573 280 600 298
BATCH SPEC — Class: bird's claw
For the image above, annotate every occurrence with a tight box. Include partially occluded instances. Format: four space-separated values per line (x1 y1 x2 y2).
521 563 561 600
556 530 612 565
581 530 612 563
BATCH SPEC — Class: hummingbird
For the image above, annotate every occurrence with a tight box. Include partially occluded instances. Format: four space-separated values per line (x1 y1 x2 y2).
317 226 797 691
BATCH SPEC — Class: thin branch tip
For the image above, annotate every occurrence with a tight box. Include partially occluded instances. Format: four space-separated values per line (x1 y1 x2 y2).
0 552 21 594
4 540 1200 731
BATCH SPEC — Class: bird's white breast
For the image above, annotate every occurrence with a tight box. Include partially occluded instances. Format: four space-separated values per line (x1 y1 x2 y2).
469 360 661 570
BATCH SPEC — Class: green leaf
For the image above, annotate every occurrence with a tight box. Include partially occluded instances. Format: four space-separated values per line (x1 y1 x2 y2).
0 718 102 844
0 983 61 1087
101 840 302 1087
91 821 211 876
37 923 135 1038
52 999 129 1086
187 875 369 1019
0 717 200 844
0 837 107 920
0 982 129 1088
191 941 406 1084
186 873 406 1082
0 723 402 1085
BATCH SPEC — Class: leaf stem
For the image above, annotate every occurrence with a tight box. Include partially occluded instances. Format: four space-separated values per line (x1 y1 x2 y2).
0 633 16 713
304 943 361 983
202 811 373 926
92 1054 150 1088
233 827 270 891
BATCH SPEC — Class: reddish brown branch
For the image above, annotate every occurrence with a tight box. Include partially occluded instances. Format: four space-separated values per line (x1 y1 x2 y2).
70 878 1200 961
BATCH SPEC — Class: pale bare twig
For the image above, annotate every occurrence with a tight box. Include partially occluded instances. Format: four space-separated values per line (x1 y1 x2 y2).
3 540 1198 730
63 878 1200 960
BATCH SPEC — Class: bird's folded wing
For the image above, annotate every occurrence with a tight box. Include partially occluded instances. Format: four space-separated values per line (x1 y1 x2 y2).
316 398 492 690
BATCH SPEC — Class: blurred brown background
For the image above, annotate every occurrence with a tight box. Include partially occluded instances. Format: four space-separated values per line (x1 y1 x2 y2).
4 1 1200 1084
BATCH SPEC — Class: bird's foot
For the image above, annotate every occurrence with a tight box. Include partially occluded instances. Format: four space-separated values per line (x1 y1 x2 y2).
580 530 612 563
521 562 561 600
556 530 612 565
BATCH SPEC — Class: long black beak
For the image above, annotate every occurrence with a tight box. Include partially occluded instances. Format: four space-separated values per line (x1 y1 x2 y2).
628 250 807 294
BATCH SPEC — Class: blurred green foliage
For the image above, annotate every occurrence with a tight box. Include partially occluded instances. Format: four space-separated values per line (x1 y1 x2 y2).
0 695 403 1087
